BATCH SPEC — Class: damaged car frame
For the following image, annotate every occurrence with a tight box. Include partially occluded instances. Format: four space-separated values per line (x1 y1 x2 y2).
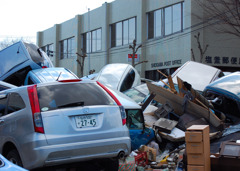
0 41 53 86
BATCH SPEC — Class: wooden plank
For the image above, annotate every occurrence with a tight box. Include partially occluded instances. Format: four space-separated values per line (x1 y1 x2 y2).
177 77 213 109
157 70 176 94
177 76 185 97
168 75 177 94
157 70 168 78
147 82 222 128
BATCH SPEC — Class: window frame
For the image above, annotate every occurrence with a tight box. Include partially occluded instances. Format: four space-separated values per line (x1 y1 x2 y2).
81 28 102 53
59 37 75 59
41 44 53 57
7 93 26 114
147 2 184 40
0 93 26 116
110 17 136 48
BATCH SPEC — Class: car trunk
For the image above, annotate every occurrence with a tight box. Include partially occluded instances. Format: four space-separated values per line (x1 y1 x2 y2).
41 105 123 145
36 82 124 145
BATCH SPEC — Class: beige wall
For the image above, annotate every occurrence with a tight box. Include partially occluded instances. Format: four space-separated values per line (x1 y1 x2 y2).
37 0 240 78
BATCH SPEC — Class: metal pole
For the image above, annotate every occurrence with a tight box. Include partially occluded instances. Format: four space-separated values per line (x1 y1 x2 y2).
88 8 91 73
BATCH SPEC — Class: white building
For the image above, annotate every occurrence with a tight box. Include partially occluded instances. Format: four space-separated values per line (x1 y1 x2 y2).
37 0 240 80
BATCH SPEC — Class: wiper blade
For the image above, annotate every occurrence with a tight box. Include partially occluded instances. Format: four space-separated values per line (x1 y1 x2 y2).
58 102 84 108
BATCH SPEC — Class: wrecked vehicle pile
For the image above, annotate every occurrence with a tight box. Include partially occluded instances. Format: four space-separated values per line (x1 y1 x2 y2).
119 64 240 171
1 41 240 171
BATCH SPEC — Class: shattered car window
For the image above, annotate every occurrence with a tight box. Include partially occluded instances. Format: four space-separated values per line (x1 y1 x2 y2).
126 109 144 129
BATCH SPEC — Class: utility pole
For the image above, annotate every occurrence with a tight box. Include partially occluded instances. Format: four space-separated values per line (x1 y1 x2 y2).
88 8 91 72
129 39 148 67
76 49 87 77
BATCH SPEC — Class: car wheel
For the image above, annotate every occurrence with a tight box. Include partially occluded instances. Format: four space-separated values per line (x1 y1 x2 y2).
6 149 23 167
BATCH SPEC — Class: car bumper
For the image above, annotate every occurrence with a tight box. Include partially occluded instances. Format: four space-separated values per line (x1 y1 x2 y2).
24 137 131 170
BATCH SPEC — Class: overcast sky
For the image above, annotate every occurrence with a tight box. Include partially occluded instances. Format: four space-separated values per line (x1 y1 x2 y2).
0 0 114 43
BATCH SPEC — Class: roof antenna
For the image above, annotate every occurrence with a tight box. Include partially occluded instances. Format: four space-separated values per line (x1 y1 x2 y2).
17 46 20 53
56 72 62 81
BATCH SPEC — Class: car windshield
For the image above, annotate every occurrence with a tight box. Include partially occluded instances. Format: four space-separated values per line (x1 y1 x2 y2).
37 83 115 112
123 88 146 103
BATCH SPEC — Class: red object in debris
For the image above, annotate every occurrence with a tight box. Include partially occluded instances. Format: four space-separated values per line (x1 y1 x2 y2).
134 152 148 167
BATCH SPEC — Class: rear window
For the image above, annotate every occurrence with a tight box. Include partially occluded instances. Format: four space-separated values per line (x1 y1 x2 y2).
37 83 115 112
120 69 135 92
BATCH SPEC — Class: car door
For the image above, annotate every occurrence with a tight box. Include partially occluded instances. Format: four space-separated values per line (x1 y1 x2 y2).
0 93 26 152
126 109 155 150
0 93 10 151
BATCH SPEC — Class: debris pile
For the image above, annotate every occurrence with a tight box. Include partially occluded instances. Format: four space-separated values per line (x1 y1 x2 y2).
119 70 240 170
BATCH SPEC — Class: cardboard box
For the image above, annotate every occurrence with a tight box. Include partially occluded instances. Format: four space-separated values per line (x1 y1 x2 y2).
139 145 157 162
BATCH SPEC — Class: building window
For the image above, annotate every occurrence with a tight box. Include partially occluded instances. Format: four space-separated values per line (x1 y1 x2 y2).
147 9 162 39
82 28 102 53
173 3 182 33
155 9 162 37
164 6 172 35
111 17 136 47
41 44 53 57
147 2 184 39
59 37 75 59
148 11 154 39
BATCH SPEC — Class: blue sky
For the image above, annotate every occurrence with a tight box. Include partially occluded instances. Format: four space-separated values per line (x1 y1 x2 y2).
0 0 114 43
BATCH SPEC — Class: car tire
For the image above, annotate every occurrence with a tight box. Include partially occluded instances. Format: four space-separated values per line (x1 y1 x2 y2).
6 149 23 167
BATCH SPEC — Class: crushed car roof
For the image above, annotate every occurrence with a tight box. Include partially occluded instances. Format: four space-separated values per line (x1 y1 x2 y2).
205 72 240 99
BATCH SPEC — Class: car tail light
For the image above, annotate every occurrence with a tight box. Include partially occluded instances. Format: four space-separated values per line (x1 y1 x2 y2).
27 85 44 133
42 66 48 68
119 106 127 125
97 81 126 125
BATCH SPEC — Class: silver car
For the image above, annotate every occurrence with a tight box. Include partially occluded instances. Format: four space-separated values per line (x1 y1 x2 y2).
0 79 130 170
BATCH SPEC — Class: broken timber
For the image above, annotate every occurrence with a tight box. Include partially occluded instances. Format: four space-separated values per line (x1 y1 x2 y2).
147 82 223 128
177 76 214 109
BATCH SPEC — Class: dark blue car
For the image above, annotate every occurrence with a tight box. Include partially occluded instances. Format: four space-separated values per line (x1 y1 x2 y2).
203 72 240 119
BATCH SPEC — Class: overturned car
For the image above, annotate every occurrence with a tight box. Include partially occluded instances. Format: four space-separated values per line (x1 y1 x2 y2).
0 41 53 86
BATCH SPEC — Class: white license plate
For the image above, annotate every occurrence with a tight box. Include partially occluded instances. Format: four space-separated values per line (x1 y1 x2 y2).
75 115 97 128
